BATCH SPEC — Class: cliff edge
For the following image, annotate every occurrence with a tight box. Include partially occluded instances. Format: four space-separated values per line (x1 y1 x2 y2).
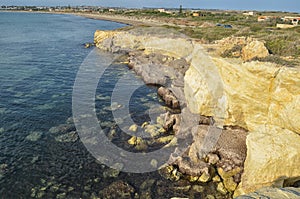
94 27 300 197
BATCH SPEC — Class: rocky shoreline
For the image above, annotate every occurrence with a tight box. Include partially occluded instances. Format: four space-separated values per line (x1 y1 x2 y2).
93 25 300 198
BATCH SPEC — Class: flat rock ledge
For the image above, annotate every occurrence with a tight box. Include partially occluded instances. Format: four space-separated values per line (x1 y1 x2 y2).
94 27 300 197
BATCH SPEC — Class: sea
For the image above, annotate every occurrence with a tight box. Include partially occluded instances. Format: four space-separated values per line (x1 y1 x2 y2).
0 11 217 198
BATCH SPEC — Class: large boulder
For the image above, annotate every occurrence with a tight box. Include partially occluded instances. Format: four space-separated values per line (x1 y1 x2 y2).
234 125 300 197
241 40 269 61
236 187 300 199
184 45 300 134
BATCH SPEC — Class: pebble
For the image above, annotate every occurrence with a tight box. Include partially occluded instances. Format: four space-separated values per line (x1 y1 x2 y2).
212 175 221 183
103 167 120 178
205 195 215 199
192 185 204 193
56 192 66 199
129 124 138 132
198 172 211 183
150 159 158 168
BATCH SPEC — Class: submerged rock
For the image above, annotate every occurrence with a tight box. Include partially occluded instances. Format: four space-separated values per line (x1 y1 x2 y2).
49 124 76 135
84 42 94 48
159 165 182 181
55 131 79 143
26 131 43 142
128 124 138 132
99 180 135 199
103 167 120 178
127 136 148 151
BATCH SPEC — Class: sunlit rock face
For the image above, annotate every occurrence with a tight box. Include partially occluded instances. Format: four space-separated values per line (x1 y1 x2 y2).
185 51 300 134
234 125 300 197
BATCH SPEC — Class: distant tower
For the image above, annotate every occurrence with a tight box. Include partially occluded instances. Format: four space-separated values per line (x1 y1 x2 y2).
179 5 182 13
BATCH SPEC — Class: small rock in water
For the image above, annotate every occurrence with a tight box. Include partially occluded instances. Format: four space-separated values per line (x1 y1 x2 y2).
99 180 135 199
56 192 66 199
49 124 75 134
141 122 149 128
31 156 39 164
159 165 181 181
192 185 204 193
140 179 156 190
170 198 189 199
155 135 174 144
66 117 74 124
103 167 120 178
205 195 215 199
129 124 138 132
84 42 94 48
55 131 79 143
110 102 122 111
26 131 43 142
150 159 158 168
127 136 148 150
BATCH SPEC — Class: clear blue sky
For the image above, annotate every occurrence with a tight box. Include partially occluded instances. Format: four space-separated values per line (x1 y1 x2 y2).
1 0 300 12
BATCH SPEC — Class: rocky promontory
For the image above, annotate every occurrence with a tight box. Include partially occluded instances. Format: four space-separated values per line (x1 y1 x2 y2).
94 27 300 197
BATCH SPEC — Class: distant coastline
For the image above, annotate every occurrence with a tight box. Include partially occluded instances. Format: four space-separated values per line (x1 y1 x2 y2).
0 10 161 26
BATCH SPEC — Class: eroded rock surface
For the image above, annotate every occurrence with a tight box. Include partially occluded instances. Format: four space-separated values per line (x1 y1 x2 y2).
234 125 300 197
236 187 300 199
94 27 300 197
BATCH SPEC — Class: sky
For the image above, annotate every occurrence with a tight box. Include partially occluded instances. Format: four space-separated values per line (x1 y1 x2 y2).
1 0 300 12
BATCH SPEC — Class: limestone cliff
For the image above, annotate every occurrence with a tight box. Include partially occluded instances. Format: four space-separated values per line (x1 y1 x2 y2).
94 28 300 197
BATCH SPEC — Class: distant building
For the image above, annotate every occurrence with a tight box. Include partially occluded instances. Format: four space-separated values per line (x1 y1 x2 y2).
257 16 278 22
192 12 200 17
257 16 270 22
284 16 300 25
157 8 165 13
243 11 254 16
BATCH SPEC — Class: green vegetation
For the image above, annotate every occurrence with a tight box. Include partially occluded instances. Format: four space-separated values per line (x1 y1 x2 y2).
182 26 239 42
170 13 299 60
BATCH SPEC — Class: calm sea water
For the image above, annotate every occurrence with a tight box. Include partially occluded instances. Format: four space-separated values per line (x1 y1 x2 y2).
0 12 219 199
0 12 157 198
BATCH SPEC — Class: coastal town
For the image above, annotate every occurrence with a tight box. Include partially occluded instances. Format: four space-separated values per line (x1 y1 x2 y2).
1 5 300 28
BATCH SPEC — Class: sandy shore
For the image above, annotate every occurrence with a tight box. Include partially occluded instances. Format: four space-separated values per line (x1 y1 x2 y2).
72 13 195 28
71 13 164 26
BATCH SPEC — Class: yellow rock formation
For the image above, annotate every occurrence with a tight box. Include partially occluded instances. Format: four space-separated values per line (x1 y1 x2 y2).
94 28 300 196
234 125 300 197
